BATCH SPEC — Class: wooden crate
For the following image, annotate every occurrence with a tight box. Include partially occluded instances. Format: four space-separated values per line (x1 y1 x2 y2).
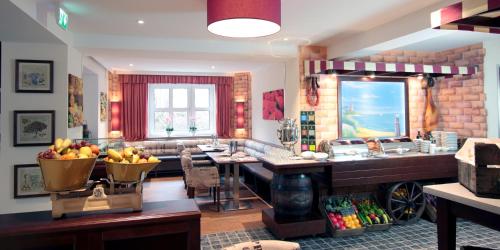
458 143 500 198
320 196 366 237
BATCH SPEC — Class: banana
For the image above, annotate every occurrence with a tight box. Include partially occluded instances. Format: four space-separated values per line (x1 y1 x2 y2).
57 138 72 153
123 147 134 158
55 138 63 150
132 154 140 164
107 149 123 162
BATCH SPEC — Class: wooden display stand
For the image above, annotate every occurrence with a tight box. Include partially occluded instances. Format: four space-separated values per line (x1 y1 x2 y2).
50 173 146 218
262 208 325 239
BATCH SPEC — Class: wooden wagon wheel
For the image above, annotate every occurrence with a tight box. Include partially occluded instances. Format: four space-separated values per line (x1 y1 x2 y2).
386 181 426 225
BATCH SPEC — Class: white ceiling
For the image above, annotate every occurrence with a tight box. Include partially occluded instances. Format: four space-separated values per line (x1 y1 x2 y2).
15 0 499 73
56 0 447 72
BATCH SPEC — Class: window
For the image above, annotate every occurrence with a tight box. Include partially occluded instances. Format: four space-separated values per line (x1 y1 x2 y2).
148 84 215 137
338 77 408 139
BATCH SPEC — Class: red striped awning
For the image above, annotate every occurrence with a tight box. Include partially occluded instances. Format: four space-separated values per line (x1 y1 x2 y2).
303 60 477 77
431 0 500 34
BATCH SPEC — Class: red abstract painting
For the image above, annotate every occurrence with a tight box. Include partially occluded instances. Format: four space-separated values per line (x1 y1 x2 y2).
263 89 284 120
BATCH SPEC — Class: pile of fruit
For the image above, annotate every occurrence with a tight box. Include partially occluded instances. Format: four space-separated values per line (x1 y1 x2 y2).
354 199 392 225
38 138 99 160
324 197 364 230
104 147 160 164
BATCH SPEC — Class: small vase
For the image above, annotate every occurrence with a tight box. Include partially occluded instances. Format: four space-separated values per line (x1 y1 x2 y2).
166 130 172 137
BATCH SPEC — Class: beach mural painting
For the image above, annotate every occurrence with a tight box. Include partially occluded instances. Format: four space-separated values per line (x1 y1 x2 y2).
263 89 284 120
339 79 407 139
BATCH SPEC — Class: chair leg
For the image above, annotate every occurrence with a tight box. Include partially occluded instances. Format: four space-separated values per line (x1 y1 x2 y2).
187 187 195 199
213 187 216 204
216 186 221 212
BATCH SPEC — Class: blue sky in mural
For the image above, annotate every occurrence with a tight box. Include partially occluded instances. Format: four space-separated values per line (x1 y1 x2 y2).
341 81 406 138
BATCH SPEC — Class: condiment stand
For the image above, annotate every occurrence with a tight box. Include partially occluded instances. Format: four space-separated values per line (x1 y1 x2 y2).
50 171 148 218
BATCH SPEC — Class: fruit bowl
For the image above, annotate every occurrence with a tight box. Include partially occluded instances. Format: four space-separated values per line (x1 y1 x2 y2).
104 162 160 183
38 157 97 192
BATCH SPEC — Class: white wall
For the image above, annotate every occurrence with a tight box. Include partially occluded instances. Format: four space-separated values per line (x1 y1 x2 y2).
0 42 68 213
83 71 99 138
251 59 300 146
82 57 108 138
483 39 500 138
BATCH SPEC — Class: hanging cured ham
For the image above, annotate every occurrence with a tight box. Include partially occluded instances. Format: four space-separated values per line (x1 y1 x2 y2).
306 76 320 107
423 78 438 133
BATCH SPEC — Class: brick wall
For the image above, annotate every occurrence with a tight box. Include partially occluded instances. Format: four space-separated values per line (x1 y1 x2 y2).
108 71 121 137
233 72 252 138
299 44 486 145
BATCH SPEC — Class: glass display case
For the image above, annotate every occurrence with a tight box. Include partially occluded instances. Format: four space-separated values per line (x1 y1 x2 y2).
73 137 125 156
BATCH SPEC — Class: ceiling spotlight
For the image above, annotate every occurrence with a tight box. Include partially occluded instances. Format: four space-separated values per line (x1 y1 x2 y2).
369 72 376 79
283 37 289 41
129 63 134 67
211 65 216 69
417 74 424 80
137 19 145 24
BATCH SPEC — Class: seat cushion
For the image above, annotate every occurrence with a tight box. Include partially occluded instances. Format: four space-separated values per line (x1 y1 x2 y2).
242 163 273 182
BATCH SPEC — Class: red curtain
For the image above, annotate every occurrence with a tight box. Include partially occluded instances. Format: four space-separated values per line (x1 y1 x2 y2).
119 75 233 141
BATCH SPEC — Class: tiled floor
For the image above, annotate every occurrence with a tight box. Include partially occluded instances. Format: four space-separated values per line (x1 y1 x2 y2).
201 219 500 250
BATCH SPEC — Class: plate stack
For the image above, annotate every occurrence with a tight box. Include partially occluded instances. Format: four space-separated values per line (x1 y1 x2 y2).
420 140 431 153
431 131 442 147
441 132 458 151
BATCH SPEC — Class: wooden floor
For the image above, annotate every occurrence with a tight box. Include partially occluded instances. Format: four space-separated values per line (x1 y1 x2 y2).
143 177 269 235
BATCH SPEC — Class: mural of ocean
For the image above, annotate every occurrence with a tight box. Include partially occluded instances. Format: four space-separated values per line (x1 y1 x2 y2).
351 113 405 133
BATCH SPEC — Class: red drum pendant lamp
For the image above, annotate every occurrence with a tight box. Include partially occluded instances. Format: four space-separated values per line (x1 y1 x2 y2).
207 0 281 38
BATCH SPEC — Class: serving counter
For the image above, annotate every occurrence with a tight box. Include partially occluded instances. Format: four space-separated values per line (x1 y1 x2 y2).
259 151 458 239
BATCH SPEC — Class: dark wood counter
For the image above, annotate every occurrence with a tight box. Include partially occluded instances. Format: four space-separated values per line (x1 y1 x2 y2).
0 199 201 250
327 152 457 187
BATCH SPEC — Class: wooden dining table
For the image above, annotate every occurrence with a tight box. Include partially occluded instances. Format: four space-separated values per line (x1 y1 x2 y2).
205 152 260 211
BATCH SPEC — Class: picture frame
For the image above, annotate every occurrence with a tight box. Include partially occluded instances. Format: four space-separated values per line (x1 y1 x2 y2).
263 89 284 120
14 164 49 198
337 76 409 139
68 74 84 128
14 110 55 147
15 59 54 93
100 92 108 122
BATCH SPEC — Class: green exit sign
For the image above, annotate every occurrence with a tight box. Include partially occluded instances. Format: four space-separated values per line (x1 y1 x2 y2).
58 8 68 30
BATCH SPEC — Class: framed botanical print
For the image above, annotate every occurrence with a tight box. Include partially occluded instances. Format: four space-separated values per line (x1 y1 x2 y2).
68 74 84 128
14 110 55 147
14 164 49 198
15 60 54 93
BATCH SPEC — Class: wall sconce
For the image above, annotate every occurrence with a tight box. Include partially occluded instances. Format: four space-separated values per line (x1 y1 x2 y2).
111 101 121 132
236 102 245 129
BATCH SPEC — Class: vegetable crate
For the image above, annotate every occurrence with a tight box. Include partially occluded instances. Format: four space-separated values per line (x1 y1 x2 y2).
350 193 393 232
321 195 366 237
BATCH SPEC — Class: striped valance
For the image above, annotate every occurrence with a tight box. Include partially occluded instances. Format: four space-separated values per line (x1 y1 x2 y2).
431 0 500 34
303 60 477 77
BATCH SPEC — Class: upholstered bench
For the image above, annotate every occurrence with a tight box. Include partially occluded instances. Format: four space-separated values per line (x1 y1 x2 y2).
241 163 273 202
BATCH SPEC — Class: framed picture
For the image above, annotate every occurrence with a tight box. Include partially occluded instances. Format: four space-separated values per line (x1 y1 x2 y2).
14 110 55 147
100 92 108 122
14 164 48 198
15 59 54 93
338 76 409 139
68 74 84 128
263 89 284 120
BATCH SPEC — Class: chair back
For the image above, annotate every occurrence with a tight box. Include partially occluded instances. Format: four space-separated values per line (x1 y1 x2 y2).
180 155 193 172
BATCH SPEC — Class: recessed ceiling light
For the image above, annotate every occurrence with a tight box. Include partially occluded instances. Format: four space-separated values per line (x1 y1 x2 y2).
129 63 134 67
137 19 145 24
283 37 289 41
211 65 216 69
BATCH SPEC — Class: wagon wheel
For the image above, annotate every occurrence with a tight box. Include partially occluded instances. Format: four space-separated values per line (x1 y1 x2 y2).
386 181 426 225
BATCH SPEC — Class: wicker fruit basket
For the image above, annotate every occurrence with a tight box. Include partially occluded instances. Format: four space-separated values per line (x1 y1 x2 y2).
105 162 159 182
38 157 97 192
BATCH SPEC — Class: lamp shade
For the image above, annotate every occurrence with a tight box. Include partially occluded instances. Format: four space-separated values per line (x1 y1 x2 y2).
236 102 245 128
111 101 121 132
207 0 281 38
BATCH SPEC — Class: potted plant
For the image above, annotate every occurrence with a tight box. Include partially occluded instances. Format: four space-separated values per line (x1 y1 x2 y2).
165 116 174 137
189 118 197 136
